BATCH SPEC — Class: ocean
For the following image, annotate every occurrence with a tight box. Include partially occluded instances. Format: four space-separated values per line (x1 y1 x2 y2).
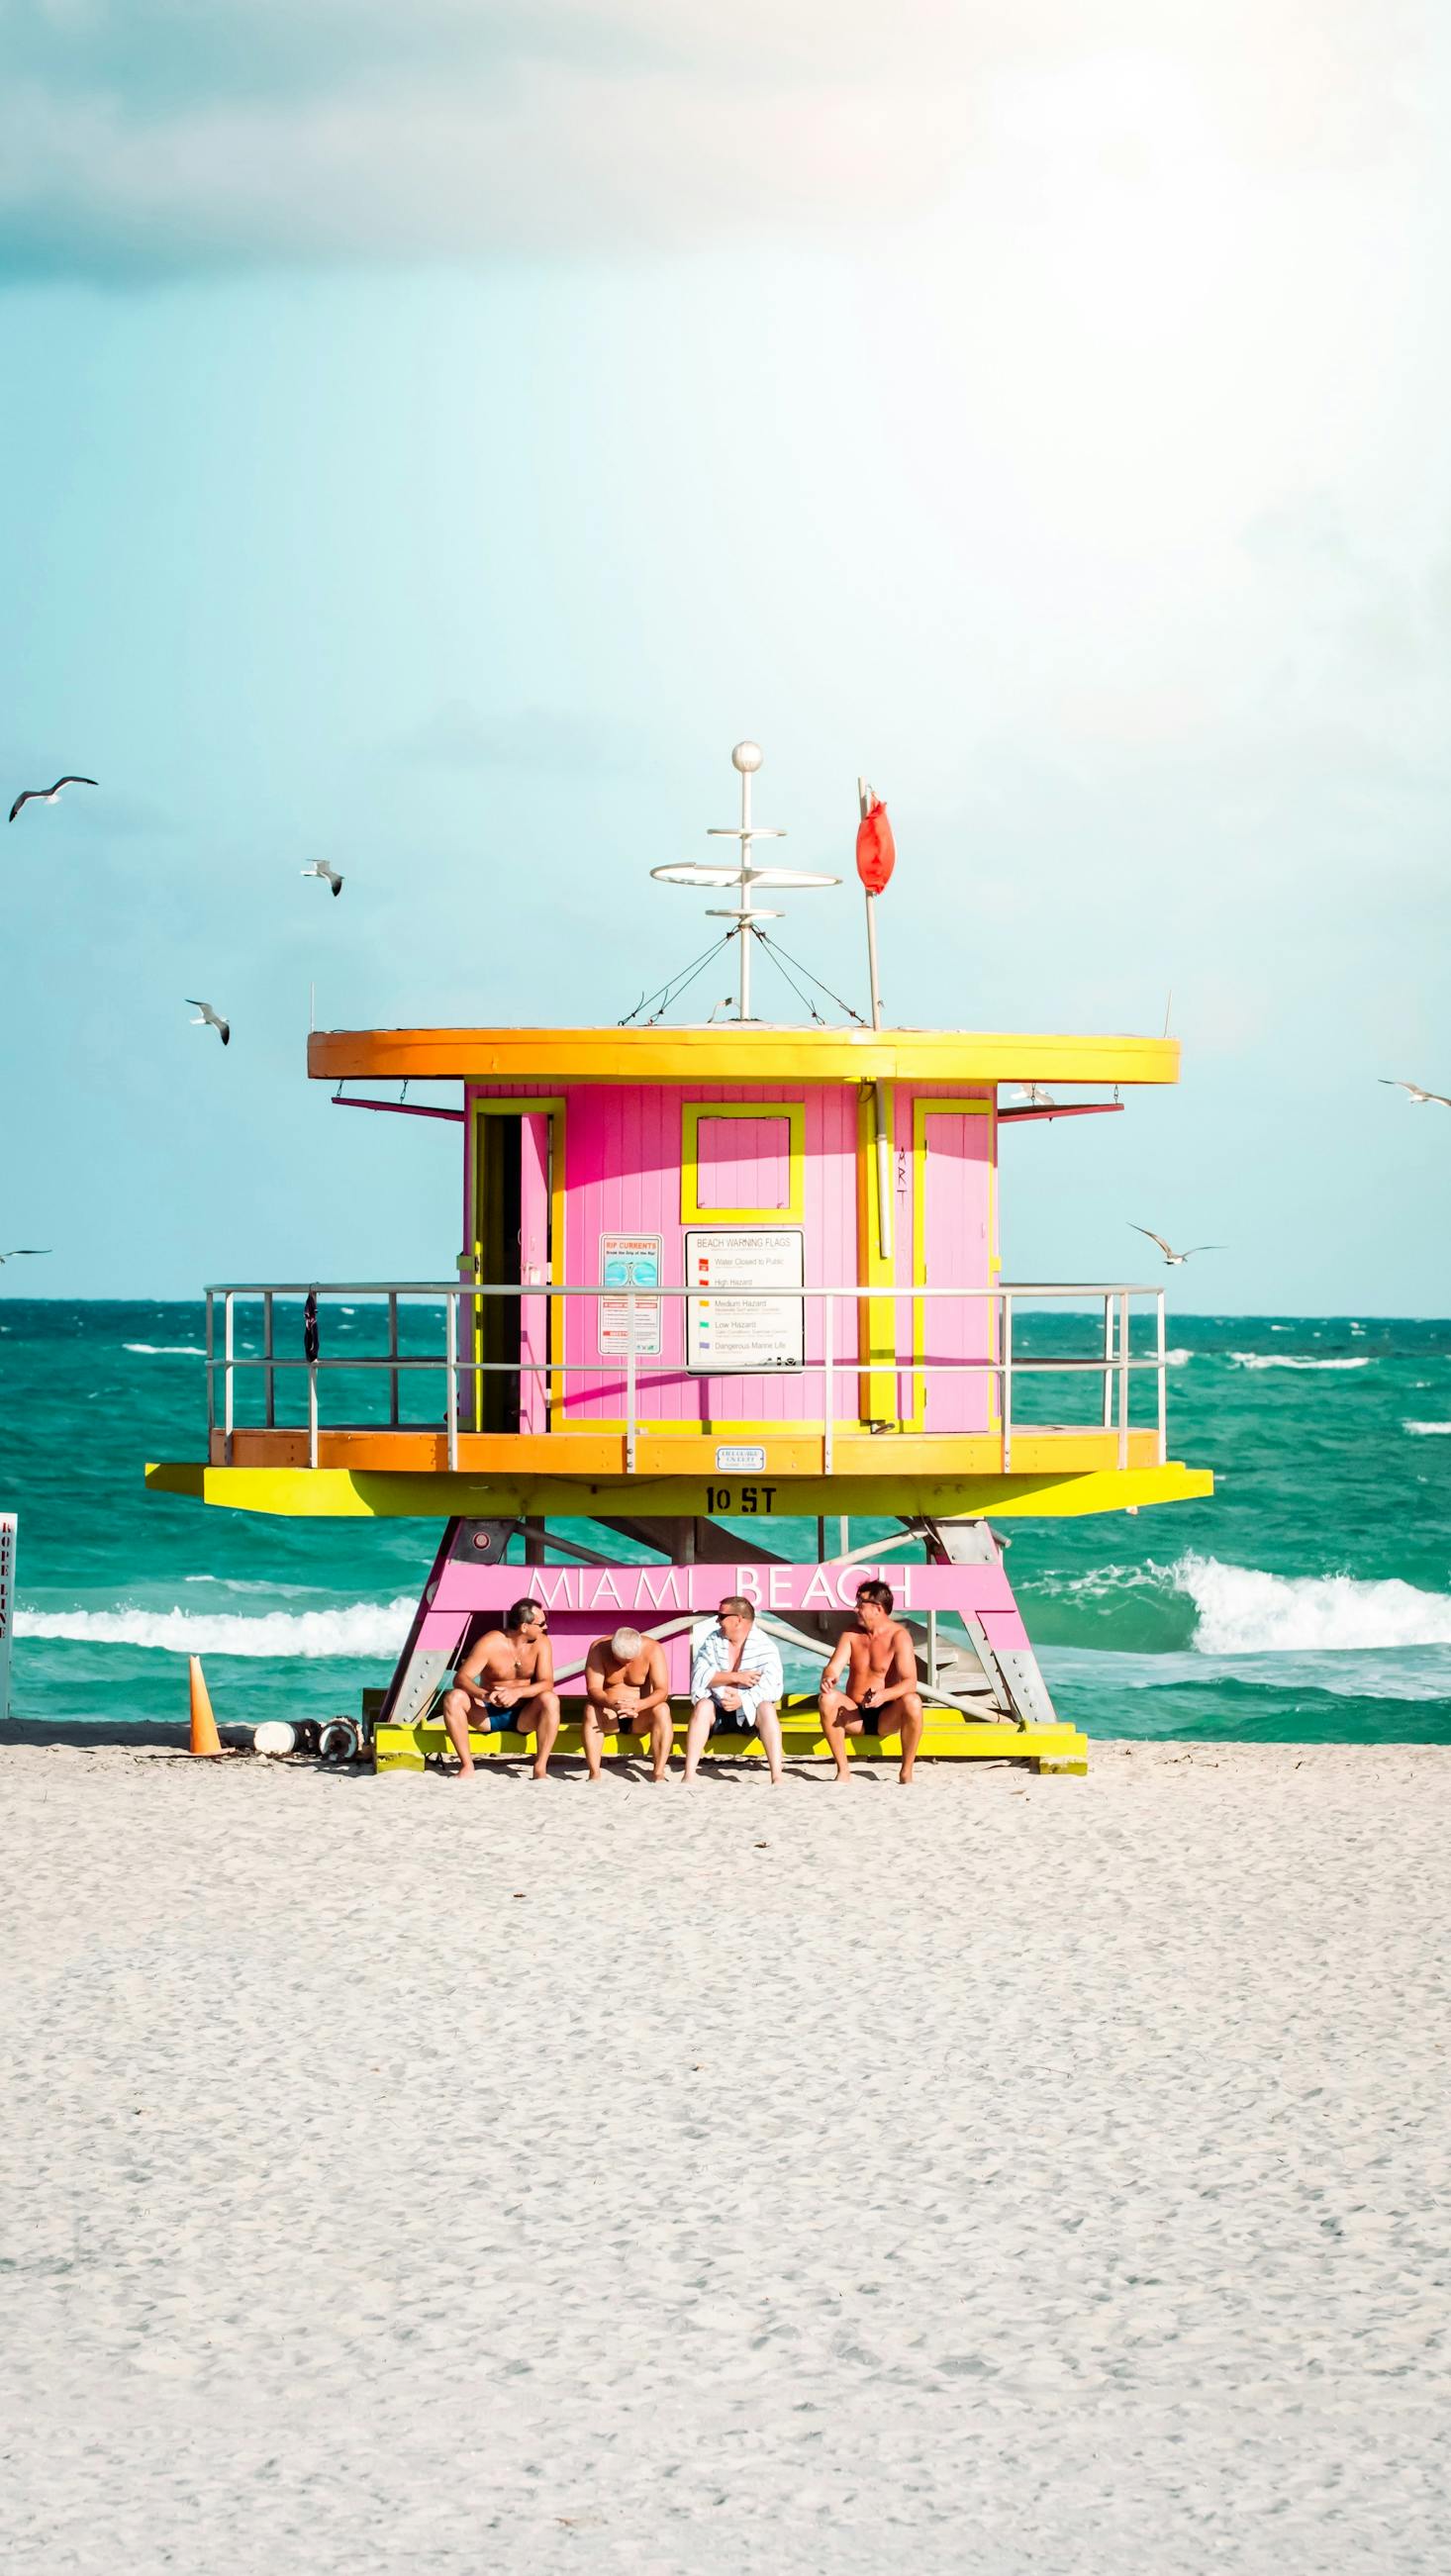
3 1301 1451 1743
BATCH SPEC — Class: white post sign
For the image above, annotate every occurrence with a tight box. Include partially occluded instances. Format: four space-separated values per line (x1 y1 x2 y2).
599 1234 663 1358
0 1514 15 1723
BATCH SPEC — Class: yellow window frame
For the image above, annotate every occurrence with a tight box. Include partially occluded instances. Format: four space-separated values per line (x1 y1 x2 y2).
681 1099 805 1224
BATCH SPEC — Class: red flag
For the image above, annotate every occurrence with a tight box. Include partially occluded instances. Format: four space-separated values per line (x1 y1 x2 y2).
855 797 896 895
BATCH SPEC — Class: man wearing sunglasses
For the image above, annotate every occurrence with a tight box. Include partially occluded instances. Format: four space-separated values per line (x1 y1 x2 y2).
442 1597 561 1779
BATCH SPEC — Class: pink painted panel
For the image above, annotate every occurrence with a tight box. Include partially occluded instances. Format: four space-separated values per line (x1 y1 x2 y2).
695 1115 791 1209
433 1560 1016 1616
920 1110 994 1434
978 1607 1031 1654
556 1084 859 1424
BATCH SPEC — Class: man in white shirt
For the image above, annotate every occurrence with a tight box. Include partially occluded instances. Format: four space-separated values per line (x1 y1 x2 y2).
684 1595 785 1785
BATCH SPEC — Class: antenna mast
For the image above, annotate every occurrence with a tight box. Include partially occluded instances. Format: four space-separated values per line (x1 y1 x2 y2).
649 741 839 1023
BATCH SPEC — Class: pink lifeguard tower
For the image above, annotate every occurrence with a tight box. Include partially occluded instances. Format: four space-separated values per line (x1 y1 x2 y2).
149 742 1211 1770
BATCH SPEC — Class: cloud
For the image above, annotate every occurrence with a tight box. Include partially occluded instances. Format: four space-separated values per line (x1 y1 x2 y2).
0 0 1426 279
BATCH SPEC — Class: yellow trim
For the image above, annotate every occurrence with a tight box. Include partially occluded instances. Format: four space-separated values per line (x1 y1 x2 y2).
147 1458 1212 1520
680 1099 805 1223
309 1027 1182 1089
856 1081 898 1426
469 1097 567 1426
910 1097 997 1432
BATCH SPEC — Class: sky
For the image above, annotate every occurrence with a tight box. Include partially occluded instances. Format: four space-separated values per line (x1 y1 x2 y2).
2 0 1449 1309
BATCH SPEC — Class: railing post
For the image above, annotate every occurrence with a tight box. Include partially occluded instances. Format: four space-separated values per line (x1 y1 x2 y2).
1001 1288 1014 1474
263 1291 275 1429
822 1290 834 1476
1118 1288 1131 1471
388 1290 400 1429
205 1291 215 1444
223 1292 235 1465
625 1289 637 1474
444 1292 458 1472
1102 1293 1115 1429
1157 1288 1167 1467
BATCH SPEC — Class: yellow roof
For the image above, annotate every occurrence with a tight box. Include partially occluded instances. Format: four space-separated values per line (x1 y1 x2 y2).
308 1025 1179 1087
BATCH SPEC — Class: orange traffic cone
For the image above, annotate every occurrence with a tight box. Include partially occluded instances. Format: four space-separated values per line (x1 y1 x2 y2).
188 1655 223 1757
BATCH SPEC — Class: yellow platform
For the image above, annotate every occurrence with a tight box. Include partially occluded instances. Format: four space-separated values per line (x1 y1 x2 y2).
147 1457 1210 1521
373 1706 1089 1775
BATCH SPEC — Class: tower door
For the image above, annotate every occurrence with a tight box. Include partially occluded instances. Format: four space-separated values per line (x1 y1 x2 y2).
915 1101 995 1434
471 1106 556 1435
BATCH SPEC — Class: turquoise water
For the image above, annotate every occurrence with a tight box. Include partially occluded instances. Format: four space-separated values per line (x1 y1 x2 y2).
3 1301 1451 1740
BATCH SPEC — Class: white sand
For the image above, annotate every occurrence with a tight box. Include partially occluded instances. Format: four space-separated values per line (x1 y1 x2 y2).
1 1741 1447 2574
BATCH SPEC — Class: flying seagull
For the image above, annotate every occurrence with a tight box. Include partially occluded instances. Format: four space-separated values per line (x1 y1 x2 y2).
302 862 343 898
0 1247 50 1264
1131 1225 1222 1267
1014 1083 1056 1106
1379 1079 1451 1107
187 999 231 1047
8 776 98 823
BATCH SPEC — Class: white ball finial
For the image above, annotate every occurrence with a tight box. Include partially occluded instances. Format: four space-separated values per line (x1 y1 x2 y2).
731 739 764 774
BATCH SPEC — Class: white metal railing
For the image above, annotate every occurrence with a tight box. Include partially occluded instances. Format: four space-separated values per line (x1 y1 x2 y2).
202 1280 1170 1475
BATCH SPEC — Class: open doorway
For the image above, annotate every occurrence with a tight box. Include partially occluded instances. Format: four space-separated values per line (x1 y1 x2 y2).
469 1102 562 1435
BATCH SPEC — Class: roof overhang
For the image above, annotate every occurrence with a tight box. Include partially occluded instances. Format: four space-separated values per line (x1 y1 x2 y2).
308 1025 1180 1088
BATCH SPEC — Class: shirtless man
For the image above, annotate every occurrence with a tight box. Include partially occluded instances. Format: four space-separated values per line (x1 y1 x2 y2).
582 1627 674 1781
441 1597 561 1779
819 1579 925 1783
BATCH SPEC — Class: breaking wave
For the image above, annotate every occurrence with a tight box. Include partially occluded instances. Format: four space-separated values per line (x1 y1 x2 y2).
1403 1421 1451 1436
15 1598 415 1658
1170 1554 1451 1654
122 1343 205 1357
1032 1553 1451 1656
1227 1353 1371 1372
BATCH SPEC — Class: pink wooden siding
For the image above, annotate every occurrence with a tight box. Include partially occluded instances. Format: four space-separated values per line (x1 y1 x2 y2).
919 1109 994 1432
463 1078 995 1431
695 1115 791 1209
554 1085 857 1424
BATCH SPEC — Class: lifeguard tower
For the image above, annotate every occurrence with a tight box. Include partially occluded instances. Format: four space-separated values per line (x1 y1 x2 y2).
148 743 1210 1771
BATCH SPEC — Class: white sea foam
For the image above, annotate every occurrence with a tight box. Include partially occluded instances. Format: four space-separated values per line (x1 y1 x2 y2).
1403 1421 1451 1436
1227 1352 1371 1372
16 1598 415 1658
123 1343 205 1357
1173 1553 1451 1654
1165 1348 1193 1367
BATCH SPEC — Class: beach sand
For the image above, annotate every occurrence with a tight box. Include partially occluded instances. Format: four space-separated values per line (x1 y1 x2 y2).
2 1740 1447 2573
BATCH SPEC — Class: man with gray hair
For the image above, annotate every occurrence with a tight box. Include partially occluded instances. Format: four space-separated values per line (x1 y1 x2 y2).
582 1626 675 1781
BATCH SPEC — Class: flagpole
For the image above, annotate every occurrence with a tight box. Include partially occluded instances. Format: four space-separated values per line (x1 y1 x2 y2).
858 777 883 1033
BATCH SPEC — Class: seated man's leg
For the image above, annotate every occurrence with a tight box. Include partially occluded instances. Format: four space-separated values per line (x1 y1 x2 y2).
580 1700 608 1781
682 1697 716 1781
646 1699 675 1782
818 1687 860 1781
442 1685 480 1777
896 1690 924 1784
753 1696 784 1786
522 1689 561 1781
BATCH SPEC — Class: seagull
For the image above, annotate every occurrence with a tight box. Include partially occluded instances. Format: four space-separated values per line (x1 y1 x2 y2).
8 776 98 823
0 1247 50 1264
187 999 231 1047
1014 1083 1056 1106
1130 1226 1222 1266
302 862 343 898
1379 1079 1451 1107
